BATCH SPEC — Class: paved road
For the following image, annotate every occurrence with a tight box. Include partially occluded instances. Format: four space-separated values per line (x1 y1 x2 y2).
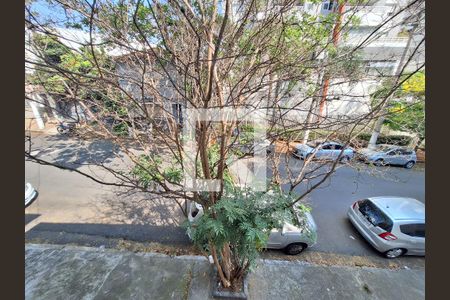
25 135 425 260
275 155 425 258
25 134 186 244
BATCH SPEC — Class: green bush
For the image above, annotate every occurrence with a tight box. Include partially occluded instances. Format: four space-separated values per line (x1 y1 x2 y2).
355 133 412 146
186 188 313 278
112 122 129 137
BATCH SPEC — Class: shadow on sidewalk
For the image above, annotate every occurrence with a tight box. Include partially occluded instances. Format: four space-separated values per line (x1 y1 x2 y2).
25 222 191 246
25 214 40 226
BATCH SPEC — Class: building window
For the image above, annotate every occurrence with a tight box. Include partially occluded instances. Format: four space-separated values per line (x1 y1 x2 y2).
172 103 183 125
365 61 395 76
143 96 153 103
323 1 335 11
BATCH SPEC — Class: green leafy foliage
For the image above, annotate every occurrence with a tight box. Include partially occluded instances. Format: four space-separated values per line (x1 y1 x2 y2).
370 72 425 139
130 155 164 188
130 154 183 188
401 71 425 96
186 187 312 271
29 32 111 97
33 34 69 64
356 133 413 146
112 122 129 137
385 101 425 140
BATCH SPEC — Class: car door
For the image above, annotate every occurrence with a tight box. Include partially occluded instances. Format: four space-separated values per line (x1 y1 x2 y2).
389 149 406 165
397 149 414 165
332 143 344 160
398 222 425 255
318 143 333 159
267 228 288 249
384 149 400 164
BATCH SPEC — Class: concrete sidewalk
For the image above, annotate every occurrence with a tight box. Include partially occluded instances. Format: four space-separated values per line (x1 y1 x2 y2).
25 244 424 300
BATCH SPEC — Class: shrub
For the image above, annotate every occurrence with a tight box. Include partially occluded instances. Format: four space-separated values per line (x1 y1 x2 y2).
112 122 129 137
186 187 313 288
355 133 412 146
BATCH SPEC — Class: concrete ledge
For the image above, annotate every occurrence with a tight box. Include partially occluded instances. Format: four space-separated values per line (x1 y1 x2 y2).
25 244 425 300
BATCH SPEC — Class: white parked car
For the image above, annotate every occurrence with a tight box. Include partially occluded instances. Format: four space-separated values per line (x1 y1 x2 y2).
187 201 317 255
25 182 38 208
293 141 355 163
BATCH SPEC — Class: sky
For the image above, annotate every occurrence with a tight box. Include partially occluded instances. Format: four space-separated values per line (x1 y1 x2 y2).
28 0 68 25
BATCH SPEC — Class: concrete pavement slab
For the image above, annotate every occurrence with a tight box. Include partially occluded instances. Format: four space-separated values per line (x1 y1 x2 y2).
25 244 424 300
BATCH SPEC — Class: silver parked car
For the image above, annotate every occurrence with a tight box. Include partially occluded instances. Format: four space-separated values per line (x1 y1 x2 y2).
357 145 417 169
347 196 425 258
188 202 317 255
293 141 354 163
25 182 38 208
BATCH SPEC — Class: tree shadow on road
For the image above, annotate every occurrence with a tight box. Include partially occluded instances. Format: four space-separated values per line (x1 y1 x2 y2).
25 222 190 246
87 189 186 227
28 135 124 170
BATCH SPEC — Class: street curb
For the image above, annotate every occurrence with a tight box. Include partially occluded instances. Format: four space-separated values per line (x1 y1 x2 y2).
26 243 418 272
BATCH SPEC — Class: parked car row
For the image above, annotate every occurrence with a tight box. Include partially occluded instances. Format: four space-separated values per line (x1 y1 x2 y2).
292 140 417 169
188 196 425 258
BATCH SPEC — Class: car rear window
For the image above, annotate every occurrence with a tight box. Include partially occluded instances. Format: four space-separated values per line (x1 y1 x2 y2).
400 223 425 238
358 200 393 232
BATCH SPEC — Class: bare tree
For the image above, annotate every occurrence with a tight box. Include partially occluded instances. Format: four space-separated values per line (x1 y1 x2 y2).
25 0 424 290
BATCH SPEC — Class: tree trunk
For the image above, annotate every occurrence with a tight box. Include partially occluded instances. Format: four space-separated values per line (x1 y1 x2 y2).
368 20 418 148
221 243 233 281
368 115 385 150
303 73 323 144
302 98 317 144
210 243 231 288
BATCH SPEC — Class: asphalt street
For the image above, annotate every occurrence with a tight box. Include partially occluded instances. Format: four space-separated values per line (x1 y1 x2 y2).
275 155 425 257
25 135 425 260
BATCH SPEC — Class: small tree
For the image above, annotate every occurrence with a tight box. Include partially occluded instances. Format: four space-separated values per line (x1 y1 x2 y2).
25 0 425 290
385 71 425 149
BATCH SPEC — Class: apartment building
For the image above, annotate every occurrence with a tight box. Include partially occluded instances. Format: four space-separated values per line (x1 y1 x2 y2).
26 1 424 131
245 0 425 123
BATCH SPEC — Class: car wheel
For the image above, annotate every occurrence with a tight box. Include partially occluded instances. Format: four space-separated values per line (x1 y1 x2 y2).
284 243 307 255
404 161 415 169
384 248 405 258
340 156 350 164
57 126 66 134
374 159 385 167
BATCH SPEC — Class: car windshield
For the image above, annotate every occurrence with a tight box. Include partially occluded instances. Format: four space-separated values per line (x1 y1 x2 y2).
306 141 321 148
376 145 395 152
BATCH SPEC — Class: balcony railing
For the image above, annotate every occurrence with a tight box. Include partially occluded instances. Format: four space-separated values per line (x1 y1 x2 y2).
345 5 396 26
343 36 409 47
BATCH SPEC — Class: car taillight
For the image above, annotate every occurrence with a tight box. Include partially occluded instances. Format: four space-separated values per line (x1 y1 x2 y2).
378 232 397 241
352 200 361 209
